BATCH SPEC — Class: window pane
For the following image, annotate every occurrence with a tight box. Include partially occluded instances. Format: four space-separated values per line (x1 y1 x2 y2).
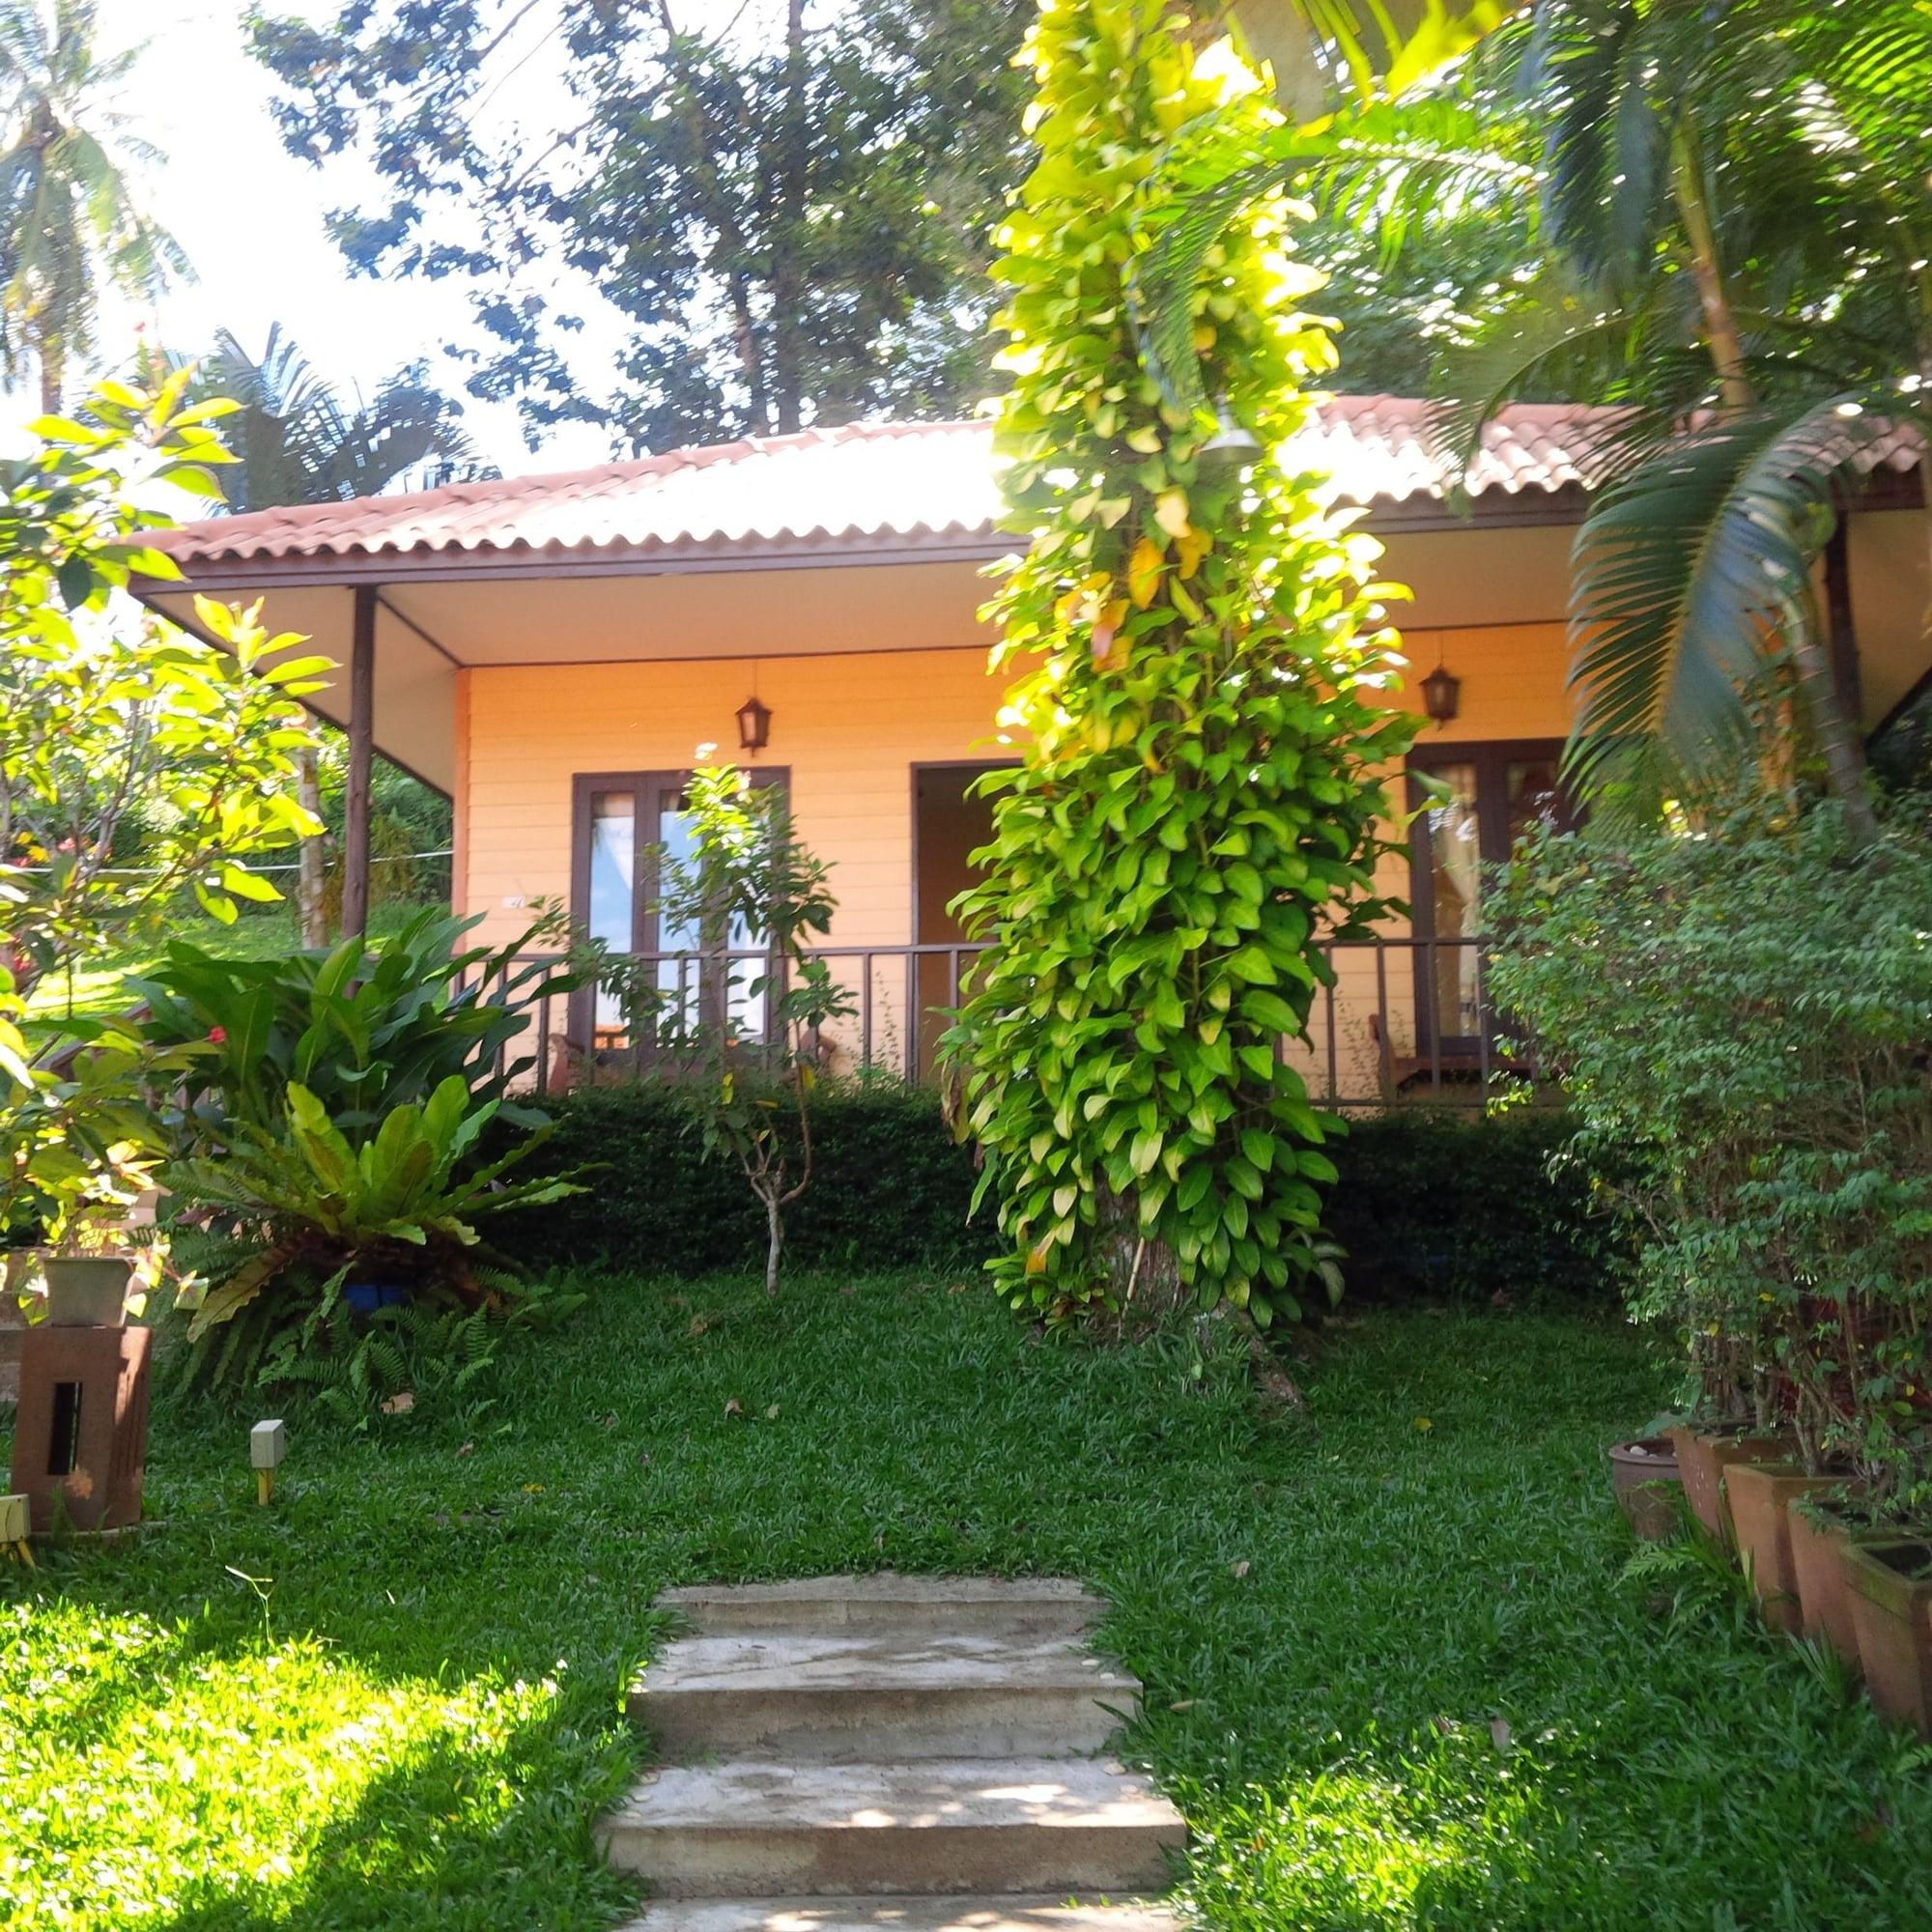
655 801 703 1033
589 793 634 1033
1421 761 1482 1038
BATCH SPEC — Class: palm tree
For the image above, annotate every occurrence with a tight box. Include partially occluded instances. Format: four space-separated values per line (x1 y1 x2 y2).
1138 0 1928 834
0 1 186 412
193 325 492 512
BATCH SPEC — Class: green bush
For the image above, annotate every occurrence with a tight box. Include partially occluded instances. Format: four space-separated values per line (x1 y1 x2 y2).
496 1080 989 1276
495 1080 1617 1300
1321 1107 1624 1303
1490 802 1932 1504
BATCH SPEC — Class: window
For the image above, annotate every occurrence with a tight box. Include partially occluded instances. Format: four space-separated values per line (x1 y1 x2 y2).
1406 740 1576 1049
569 769 787 1052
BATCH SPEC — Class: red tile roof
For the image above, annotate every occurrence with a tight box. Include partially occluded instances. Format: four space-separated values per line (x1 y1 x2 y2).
153 396 1923 573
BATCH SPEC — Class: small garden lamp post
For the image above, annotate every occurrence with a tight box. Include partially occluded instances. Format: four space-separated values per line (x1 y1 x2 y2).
251 1419 287 1505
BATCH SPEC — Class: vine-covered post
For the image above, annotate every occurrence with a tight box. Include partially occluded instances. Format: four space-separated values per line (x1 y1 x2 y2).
947 0 1418 1337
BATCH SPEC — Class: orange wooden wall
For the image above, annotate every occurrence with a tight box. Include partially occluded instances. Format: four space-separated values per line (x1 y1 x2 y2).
457 619 1573 948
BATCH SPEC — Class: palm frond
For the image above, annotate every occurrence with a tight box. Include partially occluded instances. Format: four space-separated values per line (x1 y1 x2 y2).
1133 99 1532 412
1426 273 1657 484
1564 396 1875 806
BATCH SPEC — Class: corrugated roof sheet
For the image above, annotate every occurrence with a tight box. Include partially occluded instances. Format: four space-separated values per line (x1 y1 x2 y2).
153 396 1923 570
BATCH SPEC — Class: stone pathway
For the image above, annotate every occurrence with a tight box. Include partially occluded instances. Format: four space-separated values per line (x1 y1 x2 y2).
602 1575 1184 1932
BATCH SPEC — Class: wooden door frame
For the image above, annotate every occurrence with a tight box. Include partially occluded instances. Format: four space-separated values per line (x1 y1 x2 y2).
907 757 1018 948
567 766 791 1049
1405 738 1569 1053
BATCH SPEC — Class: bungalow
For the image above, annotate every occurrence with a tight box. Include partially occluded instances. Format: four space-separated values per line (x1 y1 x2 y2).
140 399 1930 1104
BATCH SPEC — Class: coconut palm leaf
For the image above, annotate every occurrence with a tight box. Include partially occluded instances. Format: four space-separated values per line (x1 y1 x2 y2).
192 325 493 514
0 0 187 408
1135 95 1533 412
1424 272 1658 485
1564 396 1874 806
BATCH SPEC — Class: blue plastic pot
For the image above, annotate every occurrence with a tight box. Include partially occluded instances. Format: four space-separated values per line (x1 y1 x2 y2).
345 1282 412 1316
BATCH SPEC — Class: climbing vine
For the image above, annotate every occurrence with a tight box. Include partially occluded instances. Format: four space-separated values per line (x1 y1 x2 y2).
946 0 1418 1332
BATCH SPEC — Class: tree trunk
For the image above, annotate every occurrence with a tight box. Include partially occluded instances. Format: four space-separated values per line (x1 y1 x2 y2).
1790 611 1880 844
296 748 327 946
658 0 773 432
770 0 809 435
763 1191 783 1297
1672 114 1873 825
1670 123 1752 414
36 320 60 418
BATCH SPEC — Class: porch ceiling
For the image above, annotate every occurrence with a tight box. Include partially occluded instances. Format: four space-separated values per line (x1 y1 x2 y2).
137 554 1002 795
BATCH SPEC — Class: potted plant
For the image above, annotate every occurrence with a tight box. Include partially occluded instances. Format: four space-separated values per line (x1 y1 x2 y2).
1668 1420 1790 1547
1789 1494 1871 1673
1728 1462 1864 1636
1607 1433 1683 1542
0 1008 178 1331
1841 1540 1932 1734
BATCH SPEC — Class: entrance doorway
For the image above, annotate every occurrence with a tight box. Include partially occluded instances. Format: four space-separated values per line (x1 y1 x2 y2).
911 762 1004 1077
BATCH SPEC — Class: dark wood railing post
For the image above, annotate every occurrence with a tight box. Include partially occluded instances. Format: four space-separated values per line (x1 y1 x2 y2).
340 584 378 940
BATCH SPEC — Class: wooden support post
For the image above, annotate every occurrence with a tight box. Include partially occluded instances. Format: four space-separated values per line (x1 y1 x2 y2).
1824 522 1863 730
1 1492 31 1567
342 585 378 939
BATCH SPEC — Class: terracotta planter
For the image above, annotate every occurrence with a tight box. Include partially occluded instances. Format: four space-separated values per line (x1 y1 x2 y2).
1843 1541 1932 1735
42 1254 132 1328
1667 1425 1787 1545
1790 1500 1865 1674
1608 1437 1682 1541
1727 1462 1857 1635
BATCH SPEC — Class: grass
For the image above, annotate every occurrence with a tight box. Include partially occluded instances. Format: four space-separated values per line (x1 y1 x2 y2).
5 1276 1930 1930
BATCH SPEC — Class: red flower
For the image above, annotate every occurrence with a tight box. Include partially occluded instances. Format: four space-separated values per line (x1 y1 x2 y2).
209 1027 227 1045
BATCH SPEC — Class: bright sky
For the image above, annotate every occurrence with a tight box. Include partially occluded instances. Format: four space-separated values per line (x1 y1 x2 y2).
1 0 624 472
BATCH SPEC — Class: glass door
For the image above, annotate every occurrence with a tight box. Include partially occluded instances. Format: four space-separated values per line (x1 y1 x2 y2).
571 770 782 1057
1407 741 1573 1054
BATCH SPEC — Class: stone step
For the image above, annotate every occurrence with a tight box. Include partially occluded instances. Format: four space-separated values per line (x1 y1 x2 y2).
660 1576 1101 1641
599 1757 1184 1899
620 1897 1179 1932
631 1632 1137 1762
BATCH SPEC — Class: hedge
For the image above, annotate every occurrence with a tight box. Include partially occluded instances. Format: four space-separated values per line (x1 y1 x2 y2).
498 1082 1621 1297
1322 1106 1625 1301
497 1081 991 1276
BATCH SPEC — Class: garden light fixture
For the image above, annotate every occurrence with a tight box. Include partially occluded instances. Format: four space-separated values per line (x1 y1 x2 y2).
736 693 772 754
1422 661 1462 724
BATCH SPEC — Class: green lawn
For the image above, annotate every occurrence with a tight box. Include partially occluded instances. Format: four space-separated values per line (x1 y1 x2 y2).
5 1277 1928 1930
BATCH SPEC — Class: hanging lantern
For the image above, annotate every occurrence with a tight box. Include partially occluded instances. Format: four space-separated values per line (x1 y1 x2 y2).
1421 663 1462 724
735 694 772 753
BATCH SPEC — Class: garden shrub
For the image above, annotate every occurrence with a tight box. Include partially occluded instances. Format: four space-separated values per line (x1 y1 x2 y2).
1490 800 1932 1507
493 1081 1617 1300
1321 1107 1625 1303
140 914 587 1397
493 1080 989 1276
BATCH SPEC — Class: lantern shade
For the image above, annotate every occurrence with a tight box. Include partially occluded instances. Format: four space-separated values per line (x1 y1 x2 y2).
1421 664 1461 724
735 694 772 753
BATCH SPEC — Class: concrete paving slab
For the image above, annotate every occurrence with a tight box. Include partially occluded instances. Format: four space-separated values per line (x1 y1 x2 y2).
600 1757 1184 1898
658 1576 1101 1639
619 1897 1179 1932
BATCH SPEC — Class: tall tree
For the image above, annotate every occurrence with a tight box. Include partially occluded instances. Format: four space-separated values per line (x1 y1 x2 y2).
1139 0 1930 828
0 2 186 412
248 0 1036 452
187 325 490 512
